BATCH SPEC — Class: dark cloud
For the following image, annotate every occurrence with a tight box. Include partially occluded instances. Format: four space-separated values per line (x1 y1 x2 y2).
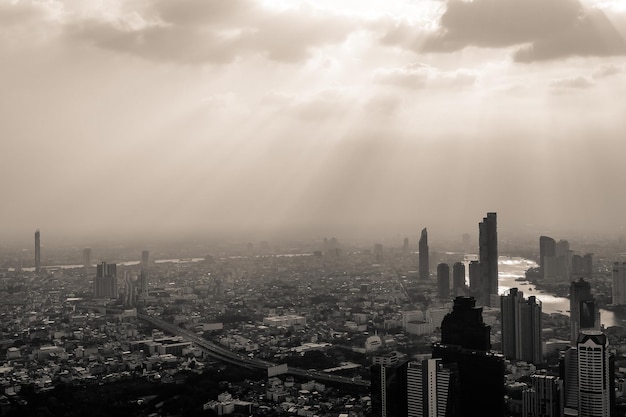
409 0 626 62
69 0 355 65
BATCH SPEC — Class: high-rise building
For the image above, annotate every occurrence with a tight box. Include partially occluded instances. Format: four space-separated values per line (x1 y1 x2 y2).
501 288 543 364
141 250 150 268
34 229 41 273
569 278 599 345
419 228 429 280
561 346 579 414
582 254 593 277
577 331 611 417
612 262 626 305
539 236 556 272
403 237 409 254
406 359 457 417
437 263 450 299
371 360 408 417
94 262 118 299
139 270 148 299
374 243 384 263
479 213 498 307
522 372 563 417
468 260 482 301
432 296 505 417
82 248 92 268
123 271 136 307
452 262 466 297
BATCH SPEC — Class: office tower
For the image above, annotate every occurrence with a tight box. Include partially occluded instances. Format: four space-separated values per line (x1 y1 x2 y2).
371 360 408 417
577 331 610 417
82 248 92 268
437 263 450 299
452 262 466 296
468 260 482 301
561 346 579 414
479 212 498 307
34 229 41 273
123 271 135 307
556 240 571 280
521 372 563 417
94 262 118 299
403 237 409 254
374 243 384 263
612 262 626 305
539 236 556 272
141 250 150 268
419 228 429 280
406 359 456 417
569 278 599 345
582 254 593 277
139 270 148 299
571 255 583 277
501 288 543 364
433 296 505 417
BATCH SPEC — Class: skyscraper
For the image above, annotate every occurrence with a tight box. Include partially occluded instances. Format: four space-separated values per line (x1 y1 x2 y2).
452 262 466 297
500 288 543 364
612 262 626 305
432 296 505 417
406 359 456 417
479 213 498 307
577 331 610 417
141 250 150 268
437 263 450 299
82 248 92 268
570 278 599 345
403 237 409 254
468 260 482 301
371 360 408 417
34 229 41 273
522 372 563 417
94 262 118 299
419 228 429 280
539 236 556 272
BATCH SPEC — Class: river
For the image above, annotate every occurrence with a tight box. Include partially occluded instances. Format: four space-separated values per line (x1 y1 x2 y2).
493 256 619 328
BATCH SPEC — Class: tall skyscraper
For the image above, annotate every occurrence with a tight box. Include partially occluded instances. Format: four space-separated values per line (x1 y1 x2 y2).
561 346 579 413
522 372 563 417
94 262 118 299
612 262 626 305
437 263 450 299
123 270 136 307
403 237 409 254
582 254 593 277
82 248 92 268
406 359 456 417
452 262 466 296
419 228 429 280
500 288 543 364
479 212 498 307
577 331 611 417
371 360 408 417
468 260 482 301
539 236 556 272
141 250 150 268
34 229 41 273
570 278 599 345
432 296 505 417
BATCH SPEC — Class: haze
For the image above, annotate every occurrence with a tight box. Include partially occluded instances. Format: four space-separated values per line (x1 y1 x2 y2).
2 0 626 243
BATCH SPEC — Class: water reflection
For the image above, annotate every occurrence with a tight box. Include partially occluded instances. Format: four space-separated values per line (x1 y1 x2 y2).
496 256 618 328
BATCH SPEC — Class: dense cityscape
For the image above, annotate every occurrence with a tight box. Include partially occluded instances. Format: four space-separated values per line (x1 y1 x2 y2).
0 213 625 416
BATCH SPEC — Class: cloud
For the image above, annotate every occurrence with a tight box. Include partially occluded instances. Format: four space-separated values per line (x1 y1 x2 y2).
373 63 476 89
415 0 626 62
550 75 595 91
67 0 356 65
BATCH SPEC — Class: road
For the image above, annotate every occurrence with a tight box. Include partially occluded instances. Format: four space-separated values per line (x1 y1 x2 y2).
76 304 369 387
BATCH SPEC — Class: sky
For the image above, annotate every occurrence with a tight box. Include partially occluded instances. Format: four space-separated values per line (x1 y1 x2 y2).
2 0 626 243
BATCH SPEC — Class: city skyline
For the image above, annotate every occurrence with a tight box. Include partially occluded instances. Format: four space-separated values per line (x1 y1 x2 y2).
2 0 626 241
